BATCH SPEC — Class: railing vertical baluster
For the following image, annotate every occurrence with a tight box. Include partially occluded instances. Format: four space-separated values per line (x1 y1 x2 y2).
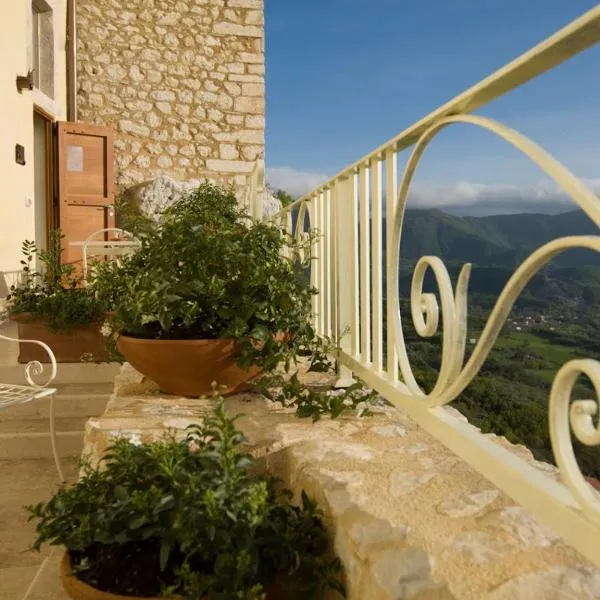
350 173 360 358
385 148 399 381
318 191 327 337
280 211 290 259
336 174 360 361
371 156 384 372
333 176 358 383
359 164 371 364
322 189 332 339
309 195 320 334
330 183 339 351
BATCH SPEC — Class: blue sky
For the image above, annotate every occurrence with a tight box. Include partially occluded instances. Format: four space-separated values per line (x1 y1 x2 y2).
265 0 600 214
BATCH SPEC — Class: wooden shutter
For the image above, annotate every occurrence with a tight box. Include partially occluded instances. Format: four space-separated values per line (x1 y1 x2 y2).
56 122 114 265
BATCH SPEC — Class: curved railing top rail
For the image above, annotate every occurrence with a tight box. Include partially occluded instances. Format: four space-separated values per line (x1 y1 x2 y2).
273 5 600 218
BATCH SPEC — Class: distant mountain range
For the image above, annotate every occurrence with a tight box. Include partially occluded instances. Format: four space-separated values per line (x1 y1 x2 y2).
399 209 598 267
396 209 600 310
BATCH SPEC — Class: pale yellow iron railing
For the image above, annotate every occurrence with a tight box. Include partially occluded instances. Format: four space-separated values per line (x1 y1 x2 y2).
244 156 266 220
272 6 600 566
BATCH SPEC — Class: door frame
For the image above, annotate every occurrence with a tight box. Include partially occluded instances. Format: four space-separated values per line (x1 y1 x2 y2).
33 105 56 247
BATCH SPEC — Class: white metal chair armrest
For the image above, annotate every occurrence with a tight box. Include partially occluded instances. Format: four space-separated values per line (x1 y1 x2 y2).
0 333 57 389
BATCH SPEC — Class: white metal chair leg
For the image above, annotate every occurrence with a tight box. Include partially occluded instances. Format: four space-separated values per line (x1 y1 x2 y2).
48 393 65 483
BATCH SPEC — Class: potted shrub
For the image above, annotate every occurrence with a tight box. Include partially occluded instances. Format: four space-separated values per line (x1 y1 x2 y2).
27 402 345 599
92 182 325 396
7 232 109 363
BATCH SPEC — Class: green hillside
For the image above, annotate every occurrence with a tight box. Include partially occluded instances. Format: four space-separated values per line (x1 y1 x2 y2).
400 208 598 266
396 209 600 311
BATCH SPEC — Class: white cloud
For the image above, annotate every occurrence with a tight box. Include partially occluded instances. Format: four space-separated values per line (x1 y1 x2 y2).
266 165 600 216
408 178 600 215
266 166 330 198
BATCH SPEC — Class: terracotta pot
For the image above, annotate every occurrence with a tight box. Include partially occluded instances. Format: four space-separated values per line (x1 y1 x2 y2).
60 552 163 600
61 552 281 600
117 335 262 397
11 313 109 364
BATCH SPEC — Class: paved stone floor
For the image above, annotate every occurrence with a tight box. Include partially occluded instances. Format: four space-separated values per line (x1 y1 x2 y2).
0 458 77 600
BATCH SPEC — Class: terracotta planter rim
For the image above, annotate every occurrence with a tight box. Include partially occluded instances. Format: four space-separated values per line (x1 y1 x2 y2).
13 316 110 363
118 332 288 344
60 552 167 600
118 335 236 345
60 551 279 600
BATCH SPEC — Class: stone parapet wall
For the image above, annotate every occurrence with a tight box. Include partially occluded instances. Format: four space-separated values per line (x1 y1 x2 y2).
76 0 265 191
82 365 600 600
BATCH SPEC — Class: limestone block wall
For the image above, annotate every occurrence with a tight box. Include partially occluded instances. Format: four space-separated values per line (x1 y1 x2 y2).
75 0 265 192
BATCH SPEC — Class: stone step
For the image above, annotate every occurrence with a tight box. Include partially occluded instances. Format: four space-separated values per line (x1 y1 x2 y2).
0 362 120 386
0 416 87 434
0 385 112 420
55 382 114 396
0 431 84 460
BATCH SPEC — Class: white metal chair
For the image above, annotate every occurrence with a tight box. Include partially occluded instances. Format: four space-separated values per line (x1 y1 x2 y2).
0 332 63 481
81 227 141 282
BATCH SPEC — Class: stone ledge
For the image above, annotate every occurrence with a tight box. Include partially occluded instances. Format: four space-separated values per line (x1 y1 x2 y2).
81 365 600 600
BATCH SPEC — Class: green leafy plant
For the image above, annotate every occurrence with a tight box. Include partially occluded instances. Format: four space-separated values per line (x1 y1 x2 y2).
27 401 345 599
94 182 378 419
7 231 105 332
272 188 295 209
93 183 319 371
114 184 156 238
251 372 378 422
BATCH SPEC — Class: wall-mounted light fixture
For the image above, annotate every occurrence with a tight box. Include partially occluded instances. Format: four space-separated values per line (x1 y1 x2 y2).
16 70 34 92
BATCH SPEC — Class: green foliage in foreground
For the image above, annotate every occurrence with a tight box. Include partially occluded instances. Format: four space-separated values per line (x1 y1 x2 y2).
27 402 345 599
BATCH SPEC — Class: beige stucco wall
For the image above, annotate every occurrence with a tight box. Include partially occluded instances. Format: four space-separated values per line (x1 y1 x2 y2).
0 0 67 274
75 0 265 193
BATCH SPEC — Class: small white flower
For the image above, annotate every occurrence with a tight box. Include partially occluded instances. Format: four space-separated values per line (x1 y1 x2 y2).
100 322 112 337
129 433 143 447
342 398 354 407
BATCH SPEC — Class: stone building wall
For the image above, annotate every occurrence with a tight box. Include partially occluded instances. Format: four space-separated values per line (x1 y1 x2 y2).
75 0 265 193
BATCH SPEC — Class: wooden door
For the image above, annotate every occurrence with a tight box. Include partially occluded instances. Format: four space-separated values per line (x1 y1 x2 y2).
56 122 114 266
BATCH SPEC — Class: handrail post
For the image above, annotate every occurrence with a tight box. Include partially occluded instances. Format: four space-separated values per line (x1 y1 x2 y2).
334 175 357 388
